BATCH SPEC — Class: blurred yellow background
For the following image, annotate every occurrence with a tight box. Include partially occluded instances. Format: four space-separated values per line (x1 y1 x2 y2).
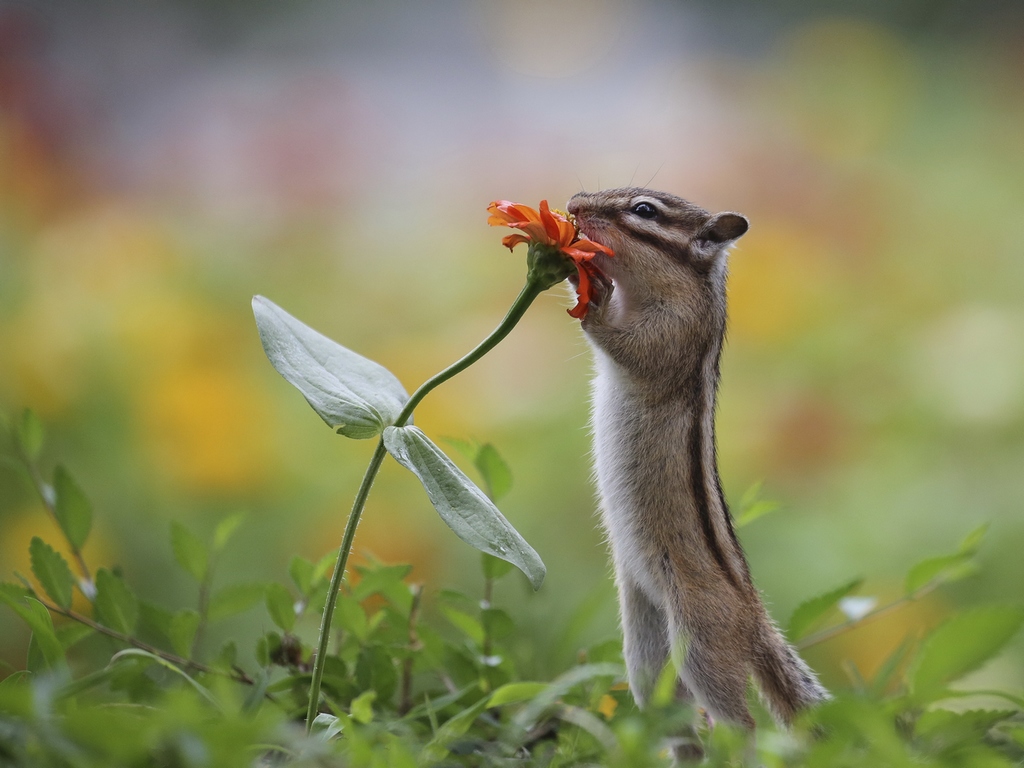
2 1 1022 691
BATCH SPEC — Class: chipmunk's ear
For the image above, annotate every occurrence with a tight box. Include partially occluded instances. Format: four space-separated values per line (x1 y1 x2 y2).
698 212 749 244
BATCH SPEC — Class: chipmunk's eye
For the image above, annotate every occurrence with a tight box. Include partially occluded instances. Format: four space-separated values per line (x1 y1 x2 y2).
631 202 657 219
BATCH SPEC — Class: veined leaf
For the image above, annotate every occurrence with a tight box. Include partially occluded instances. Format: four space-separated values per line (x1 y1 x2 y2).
475 443 512 501
911 605 1024 701
905 553 976 595
213 512 245 552
265 583 296 633
787 578 863 641
441 606 484 646
16 409 44 462
208 583 267 622
253 296 409 439
171 522 209 583
169 610 200 658
487 682 547 708
383 426 545 590
93 569 138 635
420 698 490 765
289 556 315 597
29 537 74 610
0 593 65 672
512 663 623 731
482 552 514 581
53 467 92 551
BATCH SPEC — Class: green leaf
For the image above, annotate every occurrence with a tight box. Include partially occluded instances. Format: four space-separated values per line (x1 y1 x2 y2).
53 467 92 551
487 682 547 707
419 697 490 765
352 563 413 614
734 481 780 528
208 583 267 622
265 583 296 632
29 537 74 610
289 556 315 597
109 649 218 708
482 607 515 642
252 296 410 439
169 609 200 658
911 605 1024 701
905 525 988 595
441 606 484 646
16 409 44 462
213 512 245 551
56 622 93 652
383 426 545 590
512 663 623 731
787 578 863 641
355 645 397 702
170 522 209 583
475 443 512 501
482 552 514 581
958 523 988 554
0 593 65 671
93 568 138 635
915 708 1016 746
734 500 780 528
904 553 976 595
350 690 376 724
336 594 369 641
138 600 173 641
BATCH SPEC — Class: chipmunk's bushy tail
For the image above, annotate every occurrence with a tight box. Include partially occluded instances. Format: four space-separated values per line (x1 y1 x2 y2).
750 619 830 725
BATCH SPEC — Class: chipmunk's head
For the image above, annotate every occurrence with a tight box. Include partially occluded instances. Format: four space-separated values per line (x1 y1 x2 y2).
567 187 748 312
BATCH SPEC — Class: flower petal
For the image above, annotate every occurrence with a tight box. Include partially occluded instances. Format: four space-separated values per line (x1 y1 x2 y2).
567 261 594 319
562 238 614 260
501 233 530 251
538 200 565 245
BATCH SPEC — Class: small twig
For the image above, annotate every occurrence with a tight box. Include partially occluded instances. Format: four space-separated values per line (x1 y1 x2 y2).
34 595 255 686
797 581 941 650
482 573 494 659
399 583 424 715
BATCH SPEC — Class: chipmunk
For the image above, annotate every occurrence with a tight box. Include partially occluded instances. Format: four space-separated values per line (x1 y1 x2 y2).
566 188 828 759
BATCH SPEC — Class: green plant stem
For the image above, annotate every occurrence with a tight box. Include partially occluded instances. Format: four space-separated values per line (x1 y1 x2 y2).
34 594 254 686
305 277 544 731
394 280 545 426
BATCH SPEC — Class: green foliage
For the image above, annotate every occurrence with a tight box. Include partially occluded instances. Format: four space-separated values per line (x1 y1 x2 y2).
28 537 74 610
52 466 92 552
733 480 782 528
910 605 1024 702
171 521 209 583
3 415 1023 767
788 577 863 641
93 568 139 635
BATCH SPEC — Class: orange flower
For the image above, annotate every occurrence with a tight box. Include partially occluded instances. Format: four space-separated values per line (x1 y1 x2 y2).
487 199 613 319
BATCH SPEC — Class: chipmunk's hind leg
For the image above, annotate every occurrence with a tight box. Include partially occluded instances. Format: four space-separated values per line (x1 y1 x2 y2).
618 578 669 707
620 580 706 762
673 618 757 730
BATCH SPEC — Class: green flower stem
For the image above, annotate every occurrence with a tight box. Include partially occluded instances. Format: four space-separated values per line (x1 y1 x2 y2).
395 279 545 426
305 437 387 730
305 277 545 731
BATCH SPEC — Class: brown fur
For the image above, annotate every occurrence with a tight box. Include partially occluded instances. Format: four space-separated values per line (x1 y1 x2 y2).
567 188 828 759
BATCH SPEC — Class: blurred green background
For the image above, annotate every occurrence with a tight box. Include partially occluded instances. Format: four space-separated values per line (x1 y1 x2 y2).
1 0 1022 694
